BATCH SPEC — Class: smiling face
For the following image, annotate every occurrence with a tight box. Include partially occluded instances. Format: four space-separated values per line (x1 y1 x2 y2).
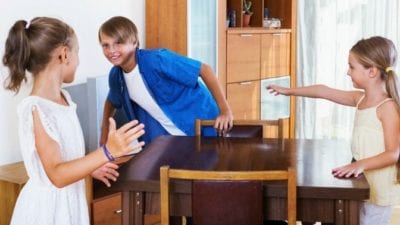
347 52 370 89
99 32 137 72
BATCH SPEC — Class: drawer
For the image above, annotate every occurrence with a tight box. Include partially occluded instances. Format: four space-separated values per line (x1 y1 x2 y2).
92 192 122 225
227 80 260 120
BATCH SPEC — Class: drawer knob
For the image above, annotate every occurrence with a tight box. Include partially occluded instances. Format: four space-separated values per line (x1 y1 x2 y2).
114 209 122 214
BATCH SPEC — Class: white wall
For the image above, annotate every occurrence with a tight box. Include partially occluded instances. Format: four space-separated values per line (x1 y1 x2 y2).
0 0 145 165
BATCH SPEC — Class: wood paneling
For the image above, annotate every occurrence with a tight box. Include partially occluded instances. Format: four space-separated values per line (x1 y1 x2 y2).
145 0 187 55
227 80 260 120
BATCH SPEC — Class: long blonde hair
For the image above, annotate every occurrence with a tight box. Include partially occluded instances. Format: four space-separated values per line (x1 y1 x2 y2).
350 36 400 108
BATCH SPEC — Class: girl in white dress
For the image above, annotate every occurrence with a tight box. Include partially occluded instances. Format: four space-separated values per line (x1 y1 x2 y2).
3 17 145 225
267 36 400 225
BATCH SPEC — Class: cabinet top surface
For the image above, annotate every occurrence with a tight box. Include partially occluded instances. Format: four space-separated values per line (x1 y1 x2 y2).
0 161 28 184
227 28 291 34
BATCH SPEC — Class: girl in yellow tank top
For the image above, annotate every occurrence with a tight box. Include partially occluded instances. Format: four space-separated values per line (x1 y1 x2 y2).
267 36 400 225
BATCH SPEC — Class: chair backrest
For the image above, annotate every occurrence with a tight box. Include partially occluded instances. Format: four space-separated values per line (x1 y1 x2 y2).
160 166 296 225
195 119 285 138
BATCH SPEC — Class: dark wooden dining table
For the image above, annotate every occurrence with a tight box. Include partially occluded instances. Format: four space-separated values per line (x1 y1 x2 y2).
94 135 369 225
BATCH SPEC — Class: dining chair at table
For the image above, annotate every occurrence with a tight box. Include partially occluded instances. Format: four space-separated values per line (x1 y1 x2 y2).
194 119 285 138
160 165 296 225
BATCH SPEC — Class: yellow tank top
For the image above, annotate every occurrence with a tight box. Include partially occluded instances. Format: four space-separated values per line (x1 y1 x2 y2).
351 96 400 206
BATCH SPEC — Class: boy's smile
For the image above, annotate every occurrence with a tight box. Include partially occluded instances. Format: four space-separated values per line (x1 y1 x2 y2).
99 33 137 72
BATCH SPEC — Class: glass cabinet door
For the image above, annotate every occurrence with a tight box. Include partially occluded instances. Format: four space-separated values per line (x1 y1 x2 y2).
260 76 290 120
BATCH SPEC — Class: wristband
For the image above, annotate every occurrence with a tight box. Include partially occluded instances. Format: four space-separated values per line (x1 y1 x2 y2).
102 144 115 161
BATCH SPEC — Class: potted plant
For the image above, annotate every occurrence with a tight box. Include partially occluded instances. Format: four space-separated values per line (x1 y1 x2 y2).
242 0 253 27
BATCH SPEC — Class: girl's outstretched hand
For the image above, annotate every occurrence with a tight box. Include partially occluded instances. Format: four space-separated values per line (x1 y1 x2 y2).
266 84 291 96
106 118 145 158
331 162 364 178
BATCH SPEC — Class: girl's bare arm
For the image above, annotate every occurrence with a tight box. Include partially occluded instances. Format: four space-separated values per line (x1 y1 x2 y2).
267 84 363 107
332 101 400 177
34 110 144 188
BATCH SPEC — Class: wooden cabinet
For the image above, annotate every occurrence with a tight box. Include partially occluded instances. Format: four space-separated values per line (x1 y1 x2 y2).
226 29 291 137
0 162 28 225
224 0 297 137
92 192 122 225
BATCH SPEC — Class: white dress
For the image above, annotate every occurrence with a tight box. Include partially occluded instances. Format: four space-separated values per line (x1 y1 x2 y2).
10 90 89 225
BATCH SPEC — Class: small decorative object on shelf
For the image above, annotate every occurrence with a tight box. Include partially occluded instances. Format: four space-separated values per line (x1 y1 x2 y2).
228 9 236 27
264 7 269 19
242 0 253 27
263 18 282 29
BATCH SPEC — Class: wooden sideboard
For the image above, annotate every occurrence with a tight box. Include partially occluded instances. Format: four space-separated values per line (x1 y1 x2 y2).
0 161 28 225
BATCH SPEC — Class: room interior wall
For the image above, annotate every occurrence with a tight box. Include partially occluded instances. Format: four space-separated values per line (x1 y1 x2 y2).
0 0 145 165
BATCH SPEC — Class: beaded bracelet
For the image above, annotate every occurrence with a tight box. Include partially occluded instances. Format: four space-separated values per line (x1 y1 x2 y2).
102 144 115 161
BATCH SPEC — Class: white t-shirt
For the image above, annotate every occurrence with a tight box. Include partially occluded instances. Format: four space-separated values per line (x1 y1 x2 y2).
123 67 185 135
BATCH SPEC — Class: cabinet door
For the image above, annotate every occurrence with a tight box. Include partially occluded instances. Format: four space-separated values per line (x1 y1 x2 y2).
260 33 290 78
227 81 260 120
92 193 122 225
227 33 260 83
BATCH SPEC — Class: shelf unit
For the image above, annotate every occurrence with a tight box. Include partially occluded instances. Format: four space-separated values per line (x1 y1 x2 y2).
224 0 297 138
227 0 294 29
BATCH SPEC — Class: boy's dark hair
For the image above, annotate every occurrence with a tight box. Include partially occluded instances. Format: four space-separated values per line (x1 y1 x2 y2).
3 17 75 93
98 16 138 45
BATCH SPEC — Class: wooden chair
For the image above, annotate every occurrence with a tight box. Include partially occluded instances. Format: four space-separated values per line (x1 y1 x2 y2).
160 165 296 225
195 119 285 139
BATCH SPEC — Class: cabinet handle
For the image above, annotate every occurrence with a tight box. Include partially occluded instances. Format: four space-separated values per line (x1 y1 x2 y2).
272 33 285 36
239 34 253 37
239 81 252 85
114 209 122 214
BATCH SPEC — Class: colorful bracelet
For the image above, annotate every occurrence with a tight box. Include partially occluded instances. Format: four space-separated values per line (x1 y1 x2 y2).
102 144 115 161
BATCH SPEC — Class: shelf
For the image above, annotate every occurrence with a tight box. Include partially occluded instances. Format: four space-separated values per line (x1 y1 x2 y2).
227 0 294 28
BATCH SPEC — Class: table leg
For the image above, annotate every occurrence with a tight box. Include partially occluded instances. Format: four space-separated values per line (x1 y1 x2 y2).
122 191 145 225
335 199 344 225
133 192 144 225
335 199 361 225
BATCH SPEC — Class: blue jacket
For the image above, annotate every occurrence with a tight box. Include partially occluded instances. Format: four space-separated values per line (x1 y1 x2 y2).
107 48 218 143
